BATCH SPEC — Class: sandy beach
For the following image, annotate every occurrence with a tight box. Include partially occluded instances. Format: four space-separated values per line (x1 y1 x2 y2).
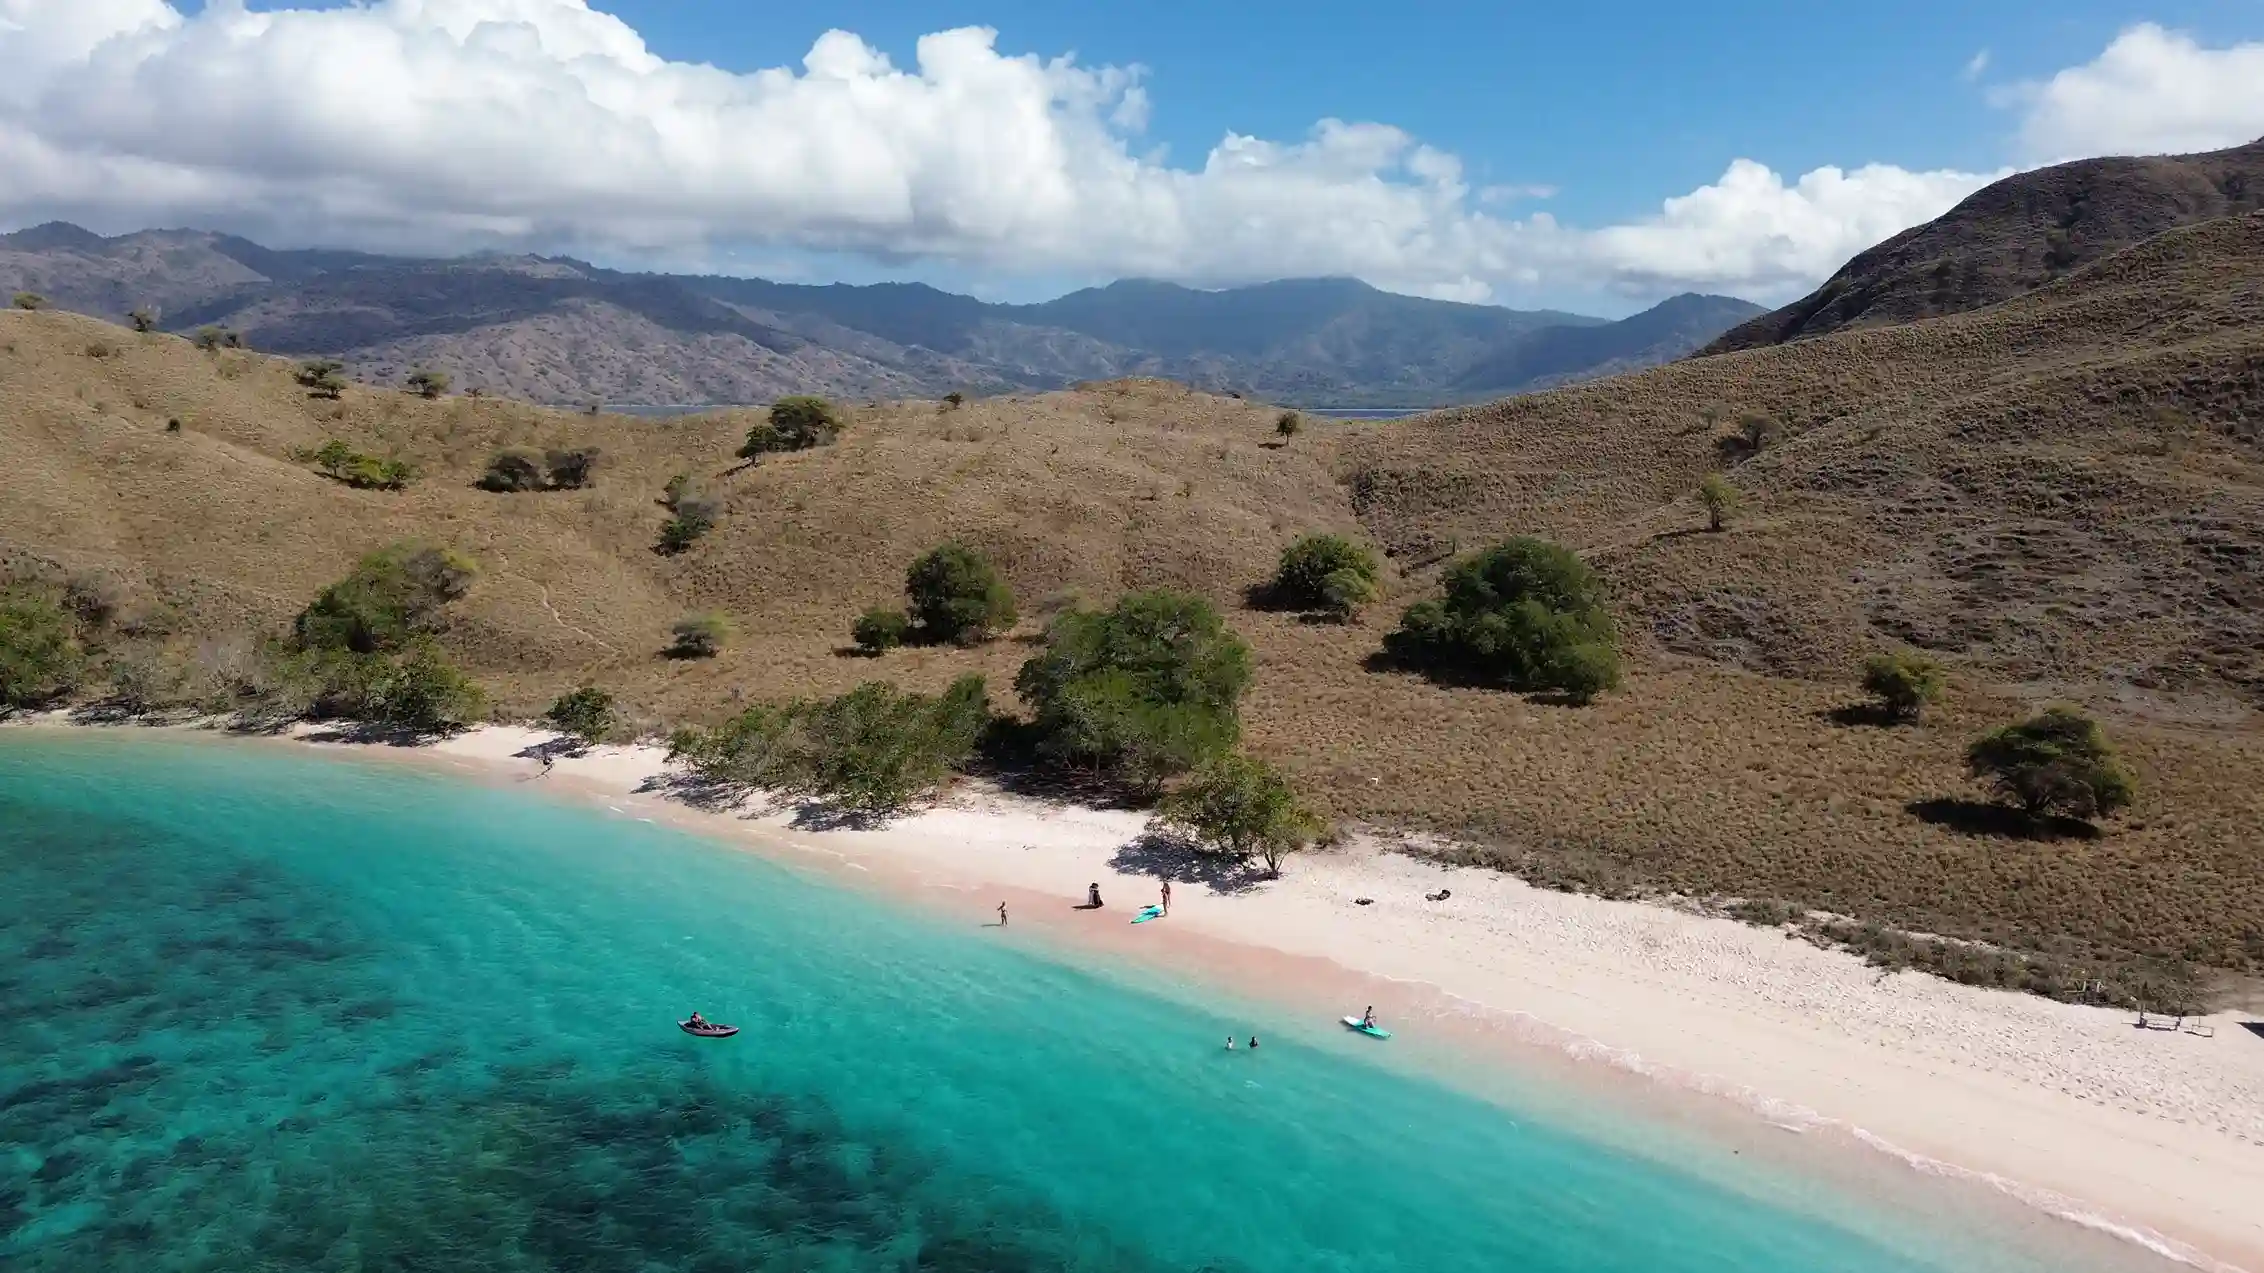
18 716 2264 1270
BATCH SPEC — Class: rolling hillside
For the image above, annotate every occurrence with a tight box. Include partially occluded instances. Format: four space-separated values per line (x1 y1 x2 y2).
3 209 2260 1002
0 225 1758 407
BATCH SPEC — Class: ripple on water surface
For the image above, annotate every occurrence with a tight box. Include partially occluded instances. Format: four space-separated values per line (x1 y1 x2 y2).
0 732 2147 1271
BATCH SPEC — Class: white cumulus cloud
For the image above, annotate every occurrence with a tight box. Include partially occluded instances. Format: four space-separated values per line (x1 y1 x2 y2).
0 4 2255 305
2006 23 2264 162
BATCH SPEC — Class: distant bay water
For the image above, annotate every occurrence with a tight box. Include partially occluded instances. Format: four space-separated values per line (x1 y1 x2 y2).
0 730 2152 1272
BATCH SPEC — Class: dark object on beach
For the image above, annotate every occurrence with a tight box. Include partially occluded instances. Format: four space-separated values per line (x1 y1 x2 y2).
1087 882 1104 908
679 1018 739 1038
1354 897 1374 906
1426 889 1451 902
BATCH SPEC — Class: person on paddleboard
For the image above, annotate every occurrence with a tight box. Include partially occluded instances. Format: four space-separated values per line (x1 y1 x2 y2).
1224 1036 1236 1050
1248 1036 1260 1050
1360 1006 1377 1029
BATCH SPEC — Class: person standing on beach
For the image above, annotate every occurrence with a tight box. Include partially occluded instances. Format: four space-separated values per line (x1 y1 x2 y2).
1160 879 1171 914
997 902 1008 927
1087 882 1103 908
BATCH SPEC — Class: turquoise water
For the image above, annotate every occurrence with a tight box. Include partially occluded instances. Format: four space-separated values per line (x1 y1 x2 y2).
0 731 2114 1272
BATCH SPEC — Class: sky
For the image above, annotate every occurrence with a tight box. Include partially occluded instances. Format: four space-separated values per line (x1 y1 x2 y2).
1 1 2262 314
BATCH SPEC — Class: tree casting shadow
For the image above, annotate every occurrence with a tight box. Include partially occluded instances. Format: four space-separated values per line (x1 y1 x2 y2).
1107 829 1272 896
1906 798 2102 842
298 720 466 748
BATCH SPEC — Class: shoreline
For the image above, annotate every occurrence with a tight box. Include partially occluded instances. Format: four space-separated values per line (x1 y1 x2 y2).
12 715 2263 1270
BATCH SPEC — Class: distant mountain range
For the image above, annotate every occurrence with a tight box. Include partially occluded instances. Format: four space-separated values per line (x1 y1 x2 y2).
1702 136 2264 355
0 223 1761 407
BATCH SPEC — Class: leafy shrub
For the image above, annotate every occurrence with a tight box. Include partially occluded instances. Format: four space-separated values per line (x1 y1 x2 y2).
658 496 720 554
1270 533 1380 616
1862 651 1944 721
191 326 243 351
407 368 450 399
296 359 347 399
1382 537 1620 703
738 395 841 458
1156 752 1320 878
943 391 965 409
1015 591 1252 793
545 447 600 489
1275 410 1302 439
1966 708 2135 822
668 612 733 659
478 448 545 492
851 607 911 654
11 291 46 311
905 543 1016 644
307 439 414 489
671 675 989 815
294 543 478 656
1698 474 1740 531
359 642 486 731
0 590 85 708
128 307 158 333
545 685 618 747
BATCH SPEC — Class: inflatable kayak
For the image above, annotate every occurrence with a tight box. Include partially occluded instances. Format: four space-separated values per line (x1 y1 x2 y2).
1341 1016 1392 1040
1132 904 1165 924
679 1020 740 1038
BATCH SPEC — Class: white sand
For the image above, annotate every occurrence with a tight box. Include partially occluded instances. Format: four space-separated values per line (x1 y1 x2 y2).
20 716 2264 1269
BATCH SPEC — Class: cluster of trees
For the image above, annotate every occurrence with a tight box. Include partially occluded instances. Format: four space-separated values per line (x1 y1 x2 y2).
296 360 348 400
192 326 245 351
407 368 450 399
1266 533 1380 620
284 543 486 732
0 588 85 708
672 675 991 815
478 446 600 493
739 396 842 459
852 543 1017 652
305 439 416 491
1384 537 1621 703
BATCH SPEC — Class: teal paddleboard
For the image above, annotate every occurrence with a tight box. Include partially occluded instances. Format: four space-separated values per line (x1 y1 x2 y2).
1342 1016 1392 1039
1132 905 1165 924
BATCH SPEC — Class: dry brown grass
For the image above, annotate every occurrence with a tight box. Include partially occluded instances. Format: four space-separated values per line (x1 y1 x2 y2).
4 214 2261 1001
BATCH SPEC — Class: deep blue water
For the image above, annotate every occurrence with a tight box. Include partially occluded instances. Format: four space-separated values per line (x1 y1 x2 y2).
0 731 2126 1271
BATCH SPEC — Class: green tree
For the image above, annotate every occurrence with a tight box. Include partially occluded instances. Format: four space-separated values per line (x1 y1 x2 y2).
296 359 347 399
478 447 547 493
1270 532 1380 615
1382 537 1620 703
851 606 911 654
192 326 243 351
1015 591 1252 793
1966 708 2135 822
1862 651 1945 721
342 455 415 491
658 496 720 554
668 612 733 659
738 395 842 457
672 675 989 815
362 641 486 732
128 306 158 333
11 291 46 311
943 391 965 409
545 685 619 747
906 543 1016 644
1698 473 1740 531
311 439 356 479
294 543 478 656
0 591 85 708
1275 410 1303 440
1157 752 1320 878
544 447 600 489
407 368 450 399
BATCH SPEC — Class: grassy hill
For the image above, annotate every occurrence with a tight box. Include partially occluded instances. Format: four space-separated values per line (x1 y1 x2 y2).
4 214 2260 1006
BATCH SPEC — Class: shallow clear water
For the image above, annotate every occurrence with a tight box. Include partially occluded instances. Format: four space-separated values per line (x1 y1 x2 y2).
0 731 2110 1271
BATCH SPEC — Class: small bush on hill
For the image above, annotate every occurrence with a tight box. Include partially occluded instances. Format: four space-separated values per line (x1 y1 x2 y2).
662 473 690 508
128 307 158 333
296 359 347 399
545 447 600 490
478 447 547 493
407 368 450 399
905 543 1016 645
191 326 243 351
851 607 911 654
1015 591 1252 794
0 590 85 708
738 395 842 458
294 543 478 656
671 675 989 815
1156 752 1320 878
1270 533 1380 618
1862 651 1944 721
545 685 619 747
1382 537 1620 703
1966 708 2135 822
668 612 733 659
944 391 965 409
1698 474 1740 531
307 439 414 490
658 496 720 554
11 292 46 311
1275 410 1303 440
